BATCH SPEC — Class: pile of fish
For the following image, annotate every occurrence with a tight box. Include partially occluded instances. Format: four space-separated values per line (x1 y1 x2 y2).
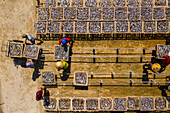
116 21 128 32
44 98 56 109
113 0 125 6
77 8 89 20
141 8 152 20
58 0 70 6
155 97 166 110
90 8 101 20
114 98 126 111
59 99 71 110
86 99 98 110
75 72 87 84
51 8 63 19
24 45 38 58
153 8 164 19
10 43 22 56
130 21 142 32
155 0 166 6
62 21 73 32
36 21 46 33
128 8 139 20
103 8 114 19
42 71 55 83
99 0 111 7
144 21 155 32
100 98 112 110
38 8 49 20
102 22 114 33
55 46 68 60
72 0 83 7
89 22 101 33
75 21 87 33
115 8 127 19
85 0 97 7
141 0 153 6
127 0 139 7
157 21 169 32
166 8 170 20
157 45 170 57
72 99 84 110
44 0 56 7
64 8 76 19
47 21 60 33
141 97 153 110
127 97 139 109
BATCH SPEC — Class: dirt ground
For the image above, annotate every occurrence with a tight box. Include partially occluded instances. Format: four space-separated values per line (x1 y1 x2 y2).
0 0 170 113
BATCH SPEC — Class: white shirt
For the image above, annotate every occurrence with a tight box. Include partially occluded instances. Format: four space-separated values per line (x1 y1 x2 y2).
26 33 37 41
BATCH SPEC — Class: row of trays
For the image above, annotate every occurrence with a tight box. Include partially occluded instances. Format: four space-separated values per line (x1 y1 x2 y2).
42 96 170 111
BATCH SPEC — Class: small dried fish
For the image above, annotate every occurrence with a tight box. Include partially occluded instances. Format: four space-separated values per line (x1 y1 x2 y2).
127 0 139 7
58 0 70 6
86 99 98 110
99 0 111 7
130 21 142 32
72 99 84 110
44 0 56 7
36 21 46 33
155 97 166 109
64 8 76 19
51 8 63 19
103 8 114 19
90 8 101 20
157 45 170 57
38 8 49 20
42 71 54 83
144 21 155 32
55 46 68 60
155 0 166 6
89 22 101 33
102 22 114 33
128 8 139 20
85 0 97 7
153 8 164 19
114 98 126 111
141 8 152 20
62 21 73 32
166 8 170 20
100 98 112 110
75 21 87 33
75 72 87 84
141 0 153 6
116 21 128 32
157 21 169 32
127 97 139 109
10 43 22 56
47 21 60 33
141 97 153 110
77 8 89 20
59 99 71 110
72 0 83 7
115 8 127 19
113 0 125 6
24 45 38 58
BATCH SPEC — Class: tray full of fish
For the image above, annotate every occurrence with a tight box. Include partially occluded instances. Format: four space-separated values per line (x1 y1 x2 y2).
74 71 88 86
86 98 99 110
23 45 39 59
114 97 127 111
42 71 55 84
58 98 71 110
9 42 23 57
100 98 113 110
156 44 170 58
55 46 69 61
72 98 85 110
140 97 154 111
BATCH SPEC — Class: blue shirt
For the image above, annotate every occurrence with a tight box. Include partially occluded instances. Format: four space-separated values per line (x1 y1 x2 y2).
25 62 34 68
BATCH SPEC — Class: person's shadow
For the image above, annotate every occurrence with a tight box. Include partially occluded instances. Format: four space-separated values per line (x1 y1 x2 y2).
13 58 27 68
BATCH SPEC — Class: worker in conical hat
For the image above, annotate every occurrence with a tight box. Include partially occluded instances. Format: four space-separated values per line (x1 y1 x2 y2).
55 60 69 71
151 63 161 72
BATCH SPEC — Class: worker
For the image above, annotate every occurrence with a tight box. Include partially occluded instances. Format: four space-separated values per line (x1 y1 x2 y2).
36 86 45 101
143 62 161 73
21 58 35 68
59 38 72 47
22 33 43 44
158 51 170 67
55 60 69 71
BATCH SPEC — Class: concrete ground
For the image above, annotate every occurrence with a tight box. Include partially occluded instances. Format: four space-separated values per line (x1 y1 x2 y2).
0 0 170 113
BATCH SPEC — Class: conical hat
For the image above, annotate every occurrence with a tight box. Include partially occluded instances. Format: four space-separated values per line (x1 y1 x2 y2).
152 63 161 72
55 61 64 69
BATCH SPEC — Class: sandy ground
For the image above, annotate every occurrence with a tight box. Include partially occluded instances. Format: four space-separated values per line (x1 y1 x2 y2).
0 0 170 113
